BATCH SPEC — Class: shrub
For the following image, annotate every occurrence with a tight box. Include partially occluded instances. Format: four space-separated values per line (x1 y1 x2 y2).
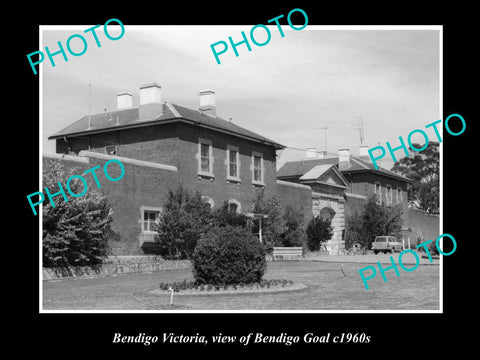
251 189 287 252
344 212 365 250
212 201 250 228
283 204 305 233
281 204 307 248
360 195 404 249
42 160 114 268
155 186 213 259
192 225 267 285
282 228 308 248
306 216 333 251
427 240 439 255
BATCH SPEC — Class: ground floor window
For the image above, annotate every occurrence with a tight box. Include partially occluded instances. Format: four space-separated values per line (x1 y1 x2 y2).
142 208 161 233
202 196 215 209
227 199 241 213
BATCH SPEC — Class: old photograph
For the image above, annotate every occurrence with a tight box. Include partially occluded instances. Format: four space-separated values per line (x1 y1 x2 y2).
38 24 441 312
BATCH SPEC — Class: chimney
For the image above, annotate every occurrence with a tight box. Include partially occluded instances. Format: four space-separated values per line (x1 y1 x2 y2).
359 145 370 157
139 83 162 121
305 147 317 159
338 148 350 170
199 89 216 116
317 150 327 159
117 92 133 110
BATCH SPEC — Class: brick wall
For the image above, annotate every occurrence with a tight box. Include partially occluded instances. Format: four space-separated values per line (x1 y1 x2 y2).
344 193 368 218
43 152 178 255
276 180 313 227
343 171 408 210
173 123 279 212
56 122 279 216
403 208 440 246
46 119 292 255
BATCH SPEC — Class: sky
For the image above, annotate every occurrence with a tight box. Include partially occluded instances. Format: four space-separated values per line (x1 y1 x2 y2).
41 25 440 169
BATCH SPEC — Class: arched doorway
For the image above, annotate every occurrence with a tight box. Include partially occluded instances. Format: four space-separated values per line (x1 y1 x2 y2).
319 207 336 221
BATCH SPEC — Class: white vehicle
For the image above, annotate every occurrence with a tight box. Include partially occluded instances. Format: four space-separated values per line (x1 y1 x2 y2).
372 236 403 254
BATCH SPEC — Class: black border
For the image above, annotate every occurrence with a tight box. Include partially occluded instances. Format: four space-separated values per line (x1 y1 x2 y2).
16 1 474 354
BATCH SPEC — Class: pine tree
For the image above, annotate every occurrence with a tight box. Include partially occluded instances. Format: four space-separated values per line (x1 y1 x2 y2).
42 159 114 268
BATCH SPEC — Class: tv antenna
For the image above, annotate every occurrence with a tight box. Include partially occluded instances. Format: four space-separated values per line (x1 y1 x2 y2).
355 116 365 145
315 126 330 152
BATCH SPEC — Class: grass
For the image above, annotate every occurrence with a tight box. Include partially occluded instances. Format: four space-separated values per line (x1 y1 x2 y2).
42 260 439 311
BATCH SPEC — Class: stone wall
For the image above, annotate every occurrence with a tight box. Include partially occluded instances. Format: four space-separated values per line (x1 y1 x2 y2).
42 256 191 281
312 192 345 255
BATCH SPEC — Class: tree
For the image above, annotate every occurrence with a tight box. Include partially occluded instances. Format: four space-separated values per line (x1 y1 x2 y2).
346 195 404 250
344 212 365 249
251 189 287 252
281 204 308 248
155 186 213 259
306 216 333 251
391 142 439 213
42 159 114 268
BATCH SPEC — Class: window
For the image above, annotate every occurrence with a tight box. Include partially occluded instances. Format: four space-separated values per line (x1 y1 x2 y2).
374 182 382 204
386 185 392 206
201 143 210 172
197 138 214 177
226 145 240 181
202 196 215 209
105 145 117 155
142 209 160 233
228 199 241 213
319 207 336 222
397 188 403 204
252 151 264 185
229 149 238 178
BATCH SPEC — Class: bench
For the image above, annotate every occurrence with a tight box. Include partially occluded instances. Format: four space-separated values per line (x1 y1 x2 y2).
271 247 304 261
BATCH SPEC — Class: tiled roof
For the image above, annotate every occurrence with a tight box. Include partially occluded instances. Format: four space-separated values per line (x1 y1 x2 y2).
277 156 411 183
277 157 338 178
299 164 349 188
49 103 285 149
299 164 335 181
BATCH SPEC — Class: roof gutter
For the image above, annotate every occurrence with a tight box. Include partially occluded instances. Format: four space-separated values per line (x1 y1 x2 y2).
342 168 412 183
49 117 286 150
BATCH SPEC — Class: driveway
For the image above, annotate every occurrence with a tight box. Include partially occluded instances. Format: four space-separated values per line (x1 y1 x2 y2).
304 252 440 265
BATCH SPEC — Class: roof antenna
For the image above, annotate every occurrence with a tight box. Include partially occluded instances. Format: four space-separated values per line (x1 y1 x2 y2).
319 126 329 152
355 115 365 145
87 83 92 130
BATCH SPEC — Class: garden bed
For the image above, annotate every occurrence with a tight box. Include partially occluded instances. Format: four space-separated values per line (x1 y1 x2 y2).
149 279 307 296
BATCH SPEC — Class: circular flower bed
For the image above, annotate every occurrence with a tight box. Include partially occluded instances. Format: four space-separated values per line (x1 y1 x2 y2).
150 279 307 296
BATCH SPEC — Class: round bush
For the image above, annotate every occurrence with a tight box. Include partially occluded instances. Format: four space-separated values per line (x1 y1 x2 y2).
192 225 267 285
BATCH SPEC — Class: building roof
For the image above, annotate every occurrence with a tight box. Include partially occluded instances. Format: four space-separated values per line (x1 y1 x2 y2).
48 103 285 150
277 155 411 183
299 164 349 189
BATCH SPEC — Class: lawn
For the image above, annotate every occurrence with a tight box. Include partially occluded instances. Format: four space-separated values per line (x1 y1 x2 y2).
42 259 440 311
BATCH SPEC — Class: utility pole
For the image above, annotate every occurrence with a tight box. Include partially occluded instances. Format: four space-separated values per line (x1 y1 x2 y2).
87 83 92 130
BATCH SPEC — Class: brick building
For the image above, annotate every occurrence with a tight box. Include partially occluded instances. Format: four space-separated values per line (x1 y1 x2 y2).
277 146 413 253
47 83 312 254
